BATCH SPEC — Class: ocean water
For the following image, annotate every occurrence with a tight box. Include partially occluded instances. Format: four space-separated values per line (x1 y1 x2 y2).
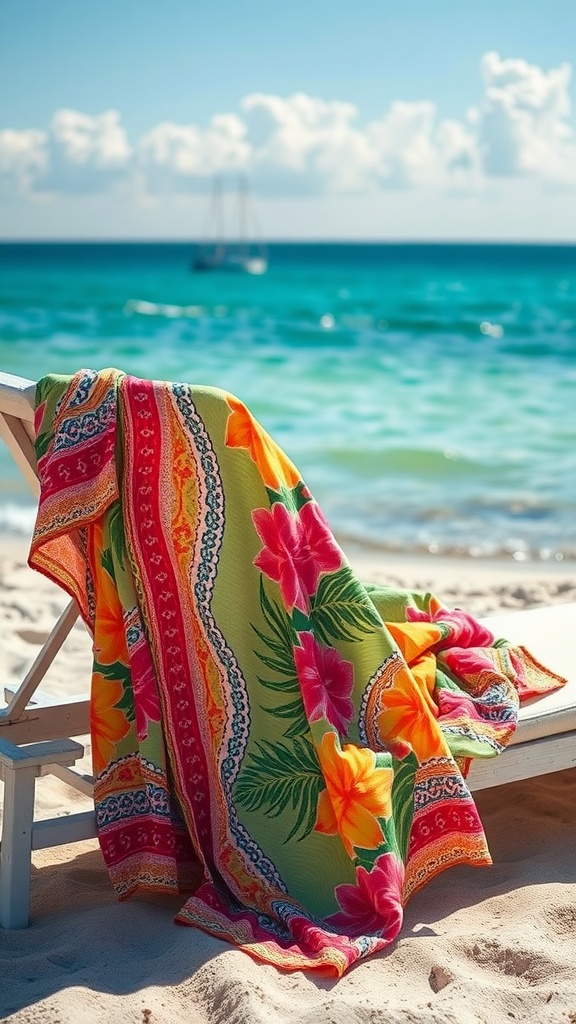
0 242 575 562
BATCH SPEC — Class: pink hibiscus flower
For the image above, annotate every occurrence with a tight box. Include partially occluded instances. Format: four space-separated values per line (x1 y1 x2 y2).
441 645 499 682
294 632 354 734
436 685 484 724
130 642 162 741
252 501 343 612
406 604 494 650
325 852 405 938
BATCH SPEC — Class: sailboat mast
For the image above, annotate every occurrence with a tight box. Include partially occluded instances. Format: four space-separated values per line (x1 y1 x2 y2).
211 175 225 252
192 174 268 274
237 175 249 259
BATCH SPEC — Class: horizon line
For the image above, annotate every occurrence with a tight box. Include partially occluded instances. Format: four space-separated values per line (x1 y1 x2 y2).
1 237 576 246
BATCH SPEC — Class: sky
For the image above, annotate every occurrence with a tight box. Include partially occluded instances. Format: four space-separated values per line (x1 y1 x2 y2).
1 0 576 241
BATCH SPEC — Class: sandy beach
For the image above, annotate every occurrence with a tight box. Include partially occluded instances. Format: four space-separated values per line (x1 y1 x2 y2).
1 540 575 1024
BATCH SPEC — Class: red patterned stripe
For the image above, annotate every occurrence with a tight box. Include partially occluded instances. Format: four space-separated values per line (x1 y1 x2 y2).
121 377 216 876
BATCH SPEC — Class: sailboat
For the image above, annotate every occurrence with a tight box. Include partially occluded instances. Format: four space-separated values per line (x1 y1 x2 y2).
192 175 268 275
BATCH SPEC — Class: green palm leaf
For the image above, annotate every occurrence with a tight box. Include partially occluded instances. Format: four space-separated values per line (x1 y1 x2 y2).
256 674 300 694
265 481 311 513
234 737 323 843
93 657 130 684
252 648 296 676
35 378 49 407
92 658 135 723
252 578 297 669
107 501 126 571
260 697 310 739
251 579 310 739
101 546 115 579
391 752 417 859
35 430 52 460
309 565 382 644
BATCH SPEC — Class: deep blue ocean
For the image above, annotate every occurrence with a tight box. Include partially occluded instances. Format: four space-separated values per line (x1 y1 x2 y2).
0 242 575 562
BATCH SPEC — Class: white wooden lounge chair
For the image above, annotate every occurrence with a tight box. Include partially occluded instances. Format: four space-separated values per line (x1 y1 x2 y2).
0 372 96 929
0 370 574 930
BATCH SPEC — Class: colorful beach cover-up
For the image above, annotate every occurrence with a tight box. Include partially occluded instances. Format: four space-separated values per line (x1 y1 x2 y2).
28 368 564 977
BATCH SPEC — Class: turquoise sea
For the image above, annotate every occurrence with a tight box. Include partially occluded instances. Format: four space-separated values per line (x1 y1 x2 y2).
0 242 575 562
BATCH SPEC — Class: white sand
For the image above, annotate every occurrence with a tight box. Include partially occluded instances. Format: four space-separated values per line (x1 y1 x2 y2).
1 541 575 1024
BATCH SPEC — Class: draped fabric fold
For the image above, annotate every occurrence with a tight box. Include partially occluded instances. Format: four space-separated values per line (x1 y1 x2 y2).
29 369 565 976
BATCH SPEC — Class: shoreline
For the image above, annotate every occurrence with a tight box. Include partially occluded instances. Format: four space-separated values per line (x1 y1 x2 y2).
3 529 576 573
1 532 575 622
2 525 575 559
347 547 576 615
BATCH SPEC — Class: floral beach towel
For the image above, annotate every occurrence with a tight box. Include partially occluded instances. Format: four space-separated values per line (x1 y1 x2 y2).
29 369 564 976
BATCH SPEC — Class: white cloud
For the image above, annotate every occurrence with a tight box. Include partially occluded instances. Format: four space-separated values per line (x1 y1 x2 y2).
241 92 375 194
0 111 131 195
1 53 574 201
51 109 131 168
367 102 480 190
42 109 132 193
477 51 576 184
0 129 47 193
138 113 250 192
241 92 480 195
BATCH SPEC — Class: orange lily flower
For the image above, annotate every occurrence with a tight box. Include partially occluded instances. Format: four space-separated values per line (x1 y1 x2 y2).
90 672 130 775
386 620 442 676
225 395 300 491
315 731 393 858
92 555 129 667
375 663 448 762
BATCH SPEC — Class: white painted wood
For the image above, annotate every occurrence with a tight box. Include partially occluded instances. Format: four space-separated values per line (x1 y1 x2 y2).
0 374 38 502
0 739 90 927
41 763 95 798
2 685 90 748
4 686 88 708
469 603 576 787
468 730 576 790
0 763 37 927
0 373 98 927
1 600 81 720
0 701 91 746
0 737 84 772
31 810 98 848
0 412 39 497
481 604 576 741
0 372 36 422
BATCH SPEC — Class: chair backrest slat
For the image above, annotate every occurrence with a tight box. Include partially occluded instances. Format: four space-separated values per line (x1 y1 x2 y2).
0 373 36 422
0 413 39 497
0 372 39 498
0 370 83 720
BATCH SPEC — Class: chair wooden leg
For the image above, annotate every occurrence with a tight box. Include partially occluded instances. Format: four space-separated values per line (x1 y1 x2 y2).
0 764 36 928
0 737 86 928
